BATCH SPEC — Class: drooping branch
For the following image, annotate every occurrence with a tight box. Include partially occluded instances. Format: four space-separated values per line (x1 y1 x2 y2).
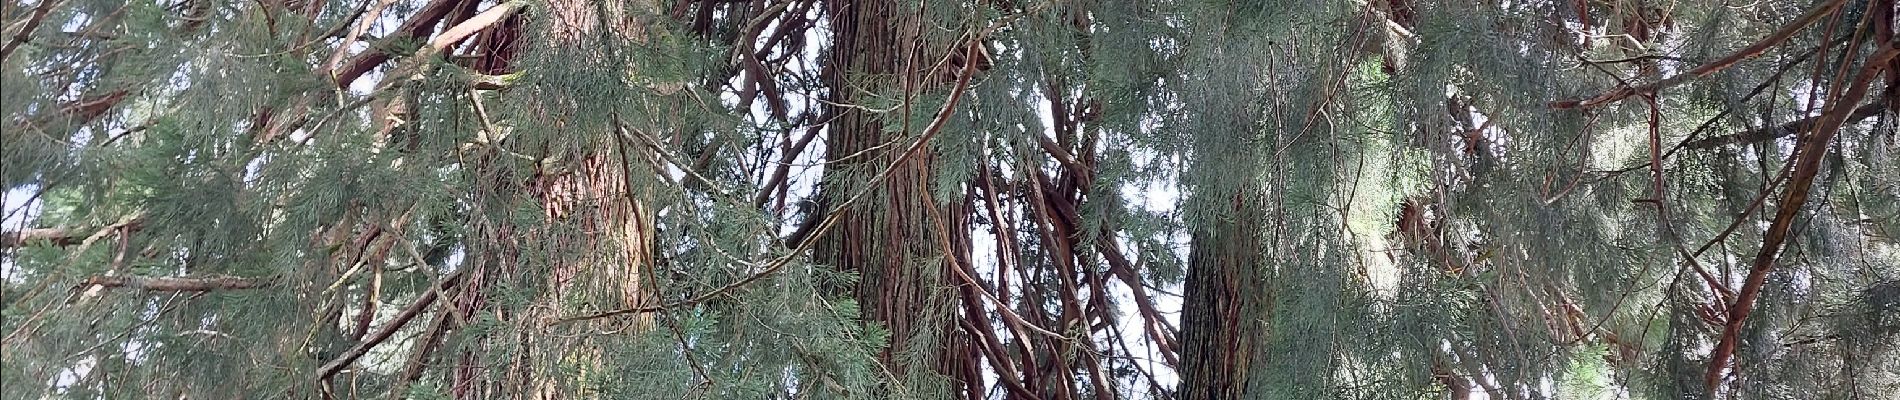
78 275 270 291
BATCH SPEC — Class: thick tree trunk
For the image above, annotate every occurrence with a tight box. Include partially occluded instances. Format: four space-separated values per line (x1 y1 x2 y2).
447 1 662 398
1178 193 1267 400
813 0 969 396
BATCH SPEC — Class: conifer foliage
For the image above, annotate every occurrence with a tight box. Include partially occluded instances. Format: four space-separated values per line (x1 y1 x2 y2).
2 0 1896 399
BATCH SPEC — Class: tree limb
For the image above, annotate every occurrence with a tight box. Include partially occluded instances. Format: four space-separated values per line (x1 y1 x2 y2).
318 268 465 381
78 275 270 291
1684 99 1889 149
2 217 144 248
329 0 461 88
1552 0 1848 109
0 0 65 61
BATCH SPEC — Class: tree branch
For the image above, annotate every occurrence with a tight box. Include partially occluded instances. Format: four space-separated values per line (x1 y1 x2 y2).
329 0 461 88
318 268 465 381
1684 99 1889 149
79 275 270 291
2 217 144 248
0 0 65 61
428 0 524 51
1552 0 1848 109
1704 43 1898 394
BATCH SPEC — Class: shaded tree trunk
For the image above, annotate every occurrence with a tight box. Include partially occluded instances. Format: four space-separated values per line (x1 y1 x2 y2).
445 1 663 398
1178 193 1267 400
813 0 970 396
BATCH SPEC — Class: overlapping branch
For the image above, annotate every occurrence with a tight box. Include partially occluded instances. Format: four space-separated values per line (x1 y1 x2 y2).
1704 42 1898 394
1683 99 1889 149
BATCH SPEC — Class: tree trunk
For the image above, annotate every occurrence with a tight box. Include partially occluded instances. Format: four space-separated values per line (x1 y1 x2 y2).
1178 192 1267 400
813 0 969 396
448 1 663 398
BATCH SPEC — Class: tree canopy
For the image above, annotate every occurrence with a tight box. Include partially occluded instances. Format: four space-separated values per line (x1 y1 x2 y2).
2 0 1896 399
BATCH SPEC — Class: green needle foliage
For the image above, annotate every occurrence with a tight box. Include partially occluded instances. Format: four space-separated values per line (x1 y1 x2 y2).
2 0 1895 399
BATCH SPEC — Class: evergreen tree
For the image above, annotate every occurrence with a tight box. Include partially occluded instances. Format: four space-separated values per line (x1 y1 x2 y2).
3 0 1896 399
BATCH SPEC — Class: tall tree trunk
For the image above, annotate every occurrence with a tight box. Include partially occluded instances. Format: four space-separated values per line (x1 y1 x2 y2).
1177 192 1266 400
448 1 663 398
814 0 970 396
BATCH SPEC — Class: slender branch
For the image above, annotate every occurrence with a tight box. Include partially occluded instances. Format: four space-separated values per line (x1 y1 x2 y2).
317 268 466 381
1684 99 1889 149
752 117 829 209
78 275 270 291
1552 0 1848 109
1579 54 1688 65
1095 238 1180 367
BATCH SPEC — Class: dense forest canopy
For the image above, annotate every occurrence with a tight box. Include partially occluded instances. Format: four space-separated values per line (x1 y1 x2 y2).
1 0 1896 399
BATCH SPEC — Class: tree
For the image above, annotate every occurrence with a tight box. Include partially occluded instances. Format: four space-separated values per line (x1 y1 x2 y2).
5 0 1897 399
